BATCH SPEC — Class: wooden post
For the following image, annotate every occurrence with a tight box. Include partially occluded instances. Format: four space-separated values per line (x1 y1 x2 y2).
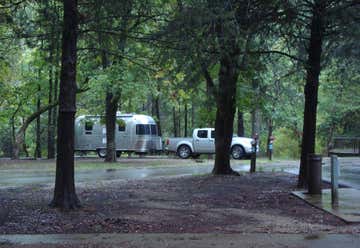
250 142 256 173
331 155 339 206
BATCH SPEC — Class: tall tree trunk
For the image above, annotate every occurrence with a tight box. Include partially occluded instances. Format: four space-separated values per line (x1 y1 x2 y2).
22 118 29 158
251 80 261 138
35 83 42 158
212 54 239 175
237 108 244 137
178 105 181 137
96 15 118 163
184 103 188 137
191 100 195 130
50 37 61 159
10 118 15 157
50 0 80 209
173 106 178 137
154 95 162 136
298 1 324 188
105 91 118 162
266 118 273 159
47 40 55 159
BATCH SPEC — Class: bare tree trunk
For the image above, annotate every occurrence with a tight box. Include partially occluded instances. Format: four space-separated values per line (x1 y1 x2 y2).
237 108 244 137
35 83 42 159
105 91 118 162
191 100 195 130
178 105 181 137
50 0 80 210
298 0 324 188
50 37 61 159
10 105 21 159
184 103 188 137
22 118 29 158
154 95 162 136
212 52 239 175
173 106 178 137
266 119 273 159
47 54 54 159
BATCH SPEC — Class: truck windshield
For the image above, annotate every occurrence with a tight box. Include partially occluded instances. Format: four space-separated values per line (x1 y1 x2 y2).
136 124 150 135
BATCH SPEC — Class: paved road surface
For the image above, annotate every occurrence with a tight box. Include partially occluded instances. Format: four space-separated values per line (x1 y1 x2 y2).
0 157 358 189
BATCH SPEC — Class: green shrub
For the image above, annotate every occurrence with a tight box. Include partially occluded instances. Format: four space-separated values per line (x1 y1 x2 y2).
272 128 301 159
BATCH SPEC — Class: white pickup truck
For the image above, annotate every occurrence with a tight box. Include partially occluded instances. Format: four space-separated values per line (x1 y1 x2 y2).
165 128 255 159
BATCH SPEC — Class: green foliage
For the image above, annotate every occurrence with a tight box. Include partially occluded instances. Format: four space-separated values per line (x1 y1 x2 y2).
0 0 359 160
273 128 301 159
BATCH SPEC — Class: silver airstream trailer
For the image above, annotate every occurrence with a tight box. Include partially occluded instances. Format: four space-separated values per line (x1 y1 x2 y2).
74 113 162 158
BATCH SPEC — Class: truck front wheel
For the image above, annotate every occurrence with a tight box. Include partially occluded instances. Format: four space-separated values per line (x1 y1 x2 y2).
177 145 191 159
231 145 245 159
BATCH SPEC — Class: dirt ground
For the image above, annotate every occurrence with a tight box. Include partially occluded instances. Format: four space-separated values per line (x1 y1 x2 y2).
1 172 359 235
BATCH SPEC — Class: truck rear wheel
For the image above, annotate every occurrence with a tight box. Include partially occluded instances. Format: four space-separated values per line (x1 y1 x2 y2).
177 145 191 159
97 148 107 158
231 145 245 159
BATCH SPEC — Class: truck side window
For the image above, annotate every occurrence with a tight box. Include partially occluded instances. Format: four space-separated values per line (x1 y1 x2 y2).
211 130 215 139
85 121 93 135
197 130 208 138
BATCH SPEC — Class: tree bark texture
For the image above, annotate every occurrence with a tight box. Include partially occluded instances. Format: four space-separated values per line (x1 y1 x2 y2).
47 40 55 159
154 94 162 136
173 106 178 137
298 1 325 188
267 119 273 159
50 0 80 209
212 54 239 175
51 32 61 158
105 91 118 162
184 103 188 137
35 84 42 158
47 30 59 159
237 109 244 137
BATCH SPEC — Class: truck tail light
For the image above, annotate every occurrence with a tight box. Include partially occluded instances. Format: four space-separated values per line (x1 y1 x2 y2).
165 139 169 145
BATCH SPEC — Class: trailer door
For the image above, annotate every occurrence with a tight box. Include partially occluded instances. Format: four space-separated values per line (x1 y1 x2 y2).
116 118 129 150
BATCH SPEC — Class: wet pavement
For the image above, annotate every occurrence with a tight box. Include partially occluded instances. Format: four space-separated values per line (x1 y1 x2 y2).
0 233 360 248
0 157 358 189
285 157 360 189
293 188 360 223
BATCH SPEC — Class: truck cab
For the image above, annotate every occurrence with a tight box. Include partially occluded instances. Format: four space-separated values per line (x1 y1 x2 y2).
193 128 215 153
165 128 255 159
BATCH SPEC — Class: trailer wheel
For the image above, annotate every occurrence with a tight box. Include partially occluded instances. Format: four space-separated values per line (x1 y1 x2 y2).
97 149 107 158
177 145 191 159
231 145 245 159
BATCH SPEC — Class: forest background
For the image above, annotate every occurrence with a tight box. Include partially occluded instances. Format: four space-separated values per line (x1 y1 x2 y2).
0 0 359 161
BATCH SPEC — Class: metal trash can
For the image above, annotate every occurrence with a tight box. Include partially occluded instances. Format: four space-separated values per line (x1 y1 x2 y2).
307 154 322 194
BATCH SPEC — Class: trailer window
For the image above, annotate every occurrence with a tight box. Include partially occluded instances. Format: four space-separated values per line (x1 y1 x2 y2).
151 125 157 136
117 118 126 132
197 130 208 138
85 121 93 134
136 124 150 135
